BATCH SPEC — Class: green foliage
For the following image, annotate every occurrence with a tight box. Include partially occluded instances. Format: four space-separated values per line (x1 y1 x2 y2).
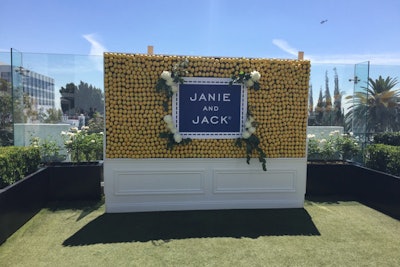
373 132 400 146
0 146 40 188
87 112 104 134
156 58 189 111
365 144 400 176
235 135 267 171
0 85 13 146
39 108 63 123
29 137 66 164
159 132 192 150
345 76 399 133
230 71 261 90
307 132 360 161
62 126 103 162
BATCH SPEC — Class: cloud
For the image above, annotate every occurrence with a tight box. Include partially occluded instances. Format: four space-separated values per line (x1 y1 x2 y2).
82 34 107 55
273 39 400 65
272 39 298 56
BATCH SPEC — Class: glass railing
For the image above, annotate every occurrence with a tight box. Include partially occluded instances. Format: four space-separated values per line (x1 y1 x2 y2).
2 50 400 164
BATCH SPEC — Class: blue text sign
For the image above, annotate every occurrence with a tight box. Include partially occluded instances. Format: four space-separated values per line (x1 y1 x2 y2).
173 78 247 139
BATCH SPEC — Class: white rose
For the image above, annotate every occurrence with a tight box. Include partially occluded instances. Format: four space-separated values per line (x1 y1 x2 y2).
163 115 173 123
245 79 254 88
245 120 252 129
248 127 256 134
166 122 175 130
170 127 177 134
166 79 175 86
160 71 171 80
242 131 251 139
171 84 178 93
174 133 182 143
250 71 261 82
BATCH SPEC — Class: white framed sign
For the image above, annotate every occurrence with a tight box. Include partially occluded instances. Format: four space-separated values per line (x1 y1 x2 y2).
172 77 247 139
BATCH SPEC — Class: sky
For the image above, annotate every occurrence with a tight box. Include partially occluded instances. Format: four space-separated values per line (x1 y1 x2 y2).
1 0 400 109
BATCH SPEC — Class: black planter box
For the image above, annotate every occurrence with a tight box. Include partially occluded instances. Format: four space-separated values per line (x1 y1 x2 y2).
47 162 103 201
307 161 400 219
0 162 103 245
0 168 49 245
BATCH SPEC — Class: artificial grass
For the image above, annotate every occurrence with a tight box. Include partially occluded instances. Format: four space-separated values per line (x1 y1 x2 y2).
1 199 399 267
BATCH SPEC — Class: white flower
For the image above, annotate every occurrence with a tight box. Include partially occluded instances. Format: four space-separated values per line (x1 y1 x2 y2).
166 122 175 131
163 115 173 123
307 134 316 138
166 79 175 87
245 120 252 129
160 71 171 80
320 139 327 144
245 79 254 88
70 127 78 133
242 131 251 139
248 127 256 134
99 132 104 135
174 133 182 143
248 116 255 123
61 131 67 136
170 127 177 134
250 71 261 82
171 84 178 93
90 139 95 143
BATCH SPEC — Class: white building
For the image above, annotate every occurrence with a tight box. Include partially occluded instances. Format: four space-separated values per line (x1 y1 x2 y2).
0 63 55 111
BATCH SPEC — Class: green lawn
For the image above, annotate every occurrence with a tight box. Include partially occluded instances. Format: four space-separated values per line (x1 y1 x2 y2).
1 199 399 267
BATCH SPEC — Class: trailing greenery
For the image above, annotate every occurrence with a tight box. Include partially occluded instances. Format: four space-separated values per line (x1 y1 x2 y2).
0 146 40 188
229 70 261 90
373 132 400 146
365 144 400 176
235 135 267 171
159 132 192 150
156 58 189 111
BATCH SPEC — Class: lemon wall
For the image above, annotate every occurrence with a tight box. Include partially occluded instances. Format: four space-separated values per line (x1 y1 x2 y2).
104 53 310 212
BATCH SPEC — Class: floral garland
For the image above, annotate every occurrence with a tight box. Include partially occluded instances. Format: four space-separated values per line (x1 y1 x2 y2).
155 60 266 171
155 58 189 111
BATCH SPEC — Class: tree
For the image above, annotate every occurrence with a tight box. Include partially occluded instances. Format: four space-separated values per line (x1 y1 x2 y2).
315 88 324 125
38 107 63 123
333 68 344 126
75 81 104 115
0 78 13 146
345 76 399 133
60 81 104 116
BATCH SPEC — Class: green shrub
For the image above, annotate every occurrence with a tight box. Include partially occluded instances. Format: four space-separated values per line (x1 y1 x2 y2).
365 144 400 176
62 126 103 162
373 132 400 146
307 131 360 161
0 146 40 188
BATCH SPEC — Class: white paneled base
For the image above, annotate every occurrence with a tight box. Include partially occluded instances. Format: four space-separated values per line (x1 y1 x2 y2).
104 158 307 213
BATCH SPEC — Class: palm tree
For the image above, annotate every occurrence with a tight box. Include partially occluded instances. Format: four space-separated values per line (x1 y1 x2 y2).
345 76 399 133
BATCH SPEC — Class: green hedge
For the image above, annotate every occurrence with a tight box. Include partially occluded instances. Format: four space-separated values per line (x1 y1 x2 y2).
373 132 400 146
365 144 400 176
0 146 40 189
